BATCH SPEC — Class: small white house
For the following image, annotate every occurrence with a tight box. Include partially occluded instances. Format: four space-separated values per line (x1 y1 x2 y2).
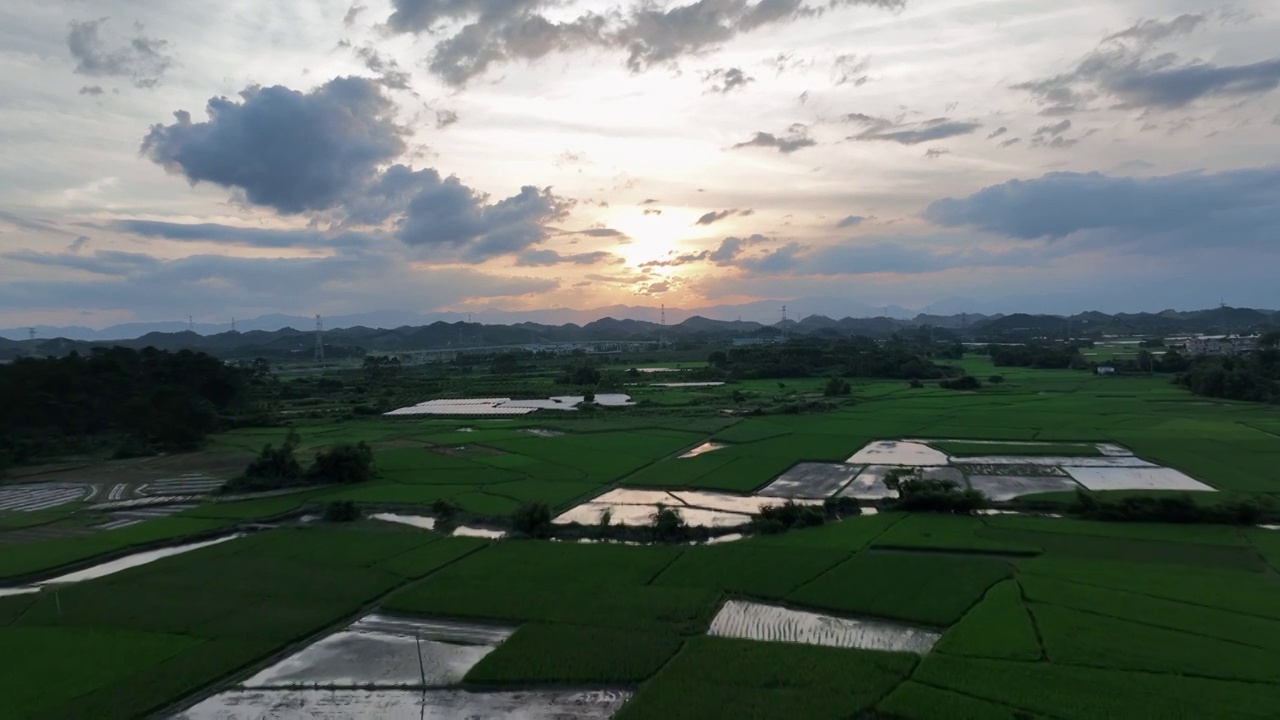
1096 365 1116 375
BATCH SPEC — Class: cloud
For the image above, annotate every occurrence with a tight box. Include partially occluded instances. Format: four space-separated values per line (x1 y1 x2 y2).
106 220 377 249
832 54 870 86
703 67 754 94
999 137 1022 147
1103 13 1207 44
638 234 770 268
78 85 104 96
696 208 752 225
732 124 816 153
514 249 614 266
0 249 556 315
836 215 864 228
987 126 1007 139
638 280 671 295
67 18 173 89
1033 119 1072 137
435 109 459 128
353 45 412 90
67 236 90 253
344 4 366 26
142 77 405 214
924 148 948 159
1015 14 1280 112
640 198 660 205
739 242 805 272
643 208 663 216
383 0 903 86
922 166 1280 246
847 114 981 145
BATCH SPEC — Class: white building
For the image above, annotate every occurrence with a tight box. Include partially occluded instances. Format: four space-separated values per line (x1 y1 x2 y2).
1184 335 1259 356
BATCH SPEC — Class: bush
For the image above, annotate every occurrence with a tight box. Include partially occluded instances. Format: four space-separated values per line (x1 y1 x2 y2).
894 478 987 514
1070 490 1273 525
651 505 691 542
432 498 459 520
823 376 851 397
512 501 554 538
243 429 303 482
988 375 1005 384
909 379 924 389
305 442 375 484
822 496 862 516
940 375 982 391
323 500 360 522
753 500 827 534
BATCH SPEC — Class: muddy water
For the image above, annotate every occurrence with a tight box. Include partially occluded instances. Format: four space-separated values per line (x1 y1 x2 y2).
171 688 631 719
967 475 1081 501
709 600 939 654
452 526 506 539
847 441 950 466
37 534 244 586
670 491 818 515
678 442 727 458
955 455 1153 467
835 466 899 500
759 463 863 499
370 513 437 531
1063 466 1215 491
243 615 513 689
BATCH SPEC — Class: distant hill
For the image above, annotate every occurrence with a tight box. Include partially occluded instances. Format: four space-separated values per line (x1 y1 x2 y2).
2 306 1274 361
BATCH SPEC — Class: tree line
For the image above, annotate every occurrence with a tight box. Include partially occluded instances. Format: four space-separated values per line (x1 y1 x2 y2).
0 346 251 467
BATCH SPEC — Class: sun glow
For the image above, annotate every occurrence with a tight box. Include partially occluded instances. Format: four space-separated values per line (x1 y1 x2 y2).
606 207 705 266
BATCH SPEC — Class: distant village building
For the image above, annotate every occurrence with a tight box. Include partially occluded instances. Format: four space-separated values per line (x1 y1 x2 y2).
732 337 771 347
1184 335 1259 356
1096 365 1116 376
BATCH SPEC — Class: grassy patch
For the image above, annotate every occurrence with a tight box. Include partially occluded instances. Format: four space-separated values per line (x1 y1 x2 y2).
872 514 1041 556
878 681 1050 720
929 441 1103 457
651 544 850 599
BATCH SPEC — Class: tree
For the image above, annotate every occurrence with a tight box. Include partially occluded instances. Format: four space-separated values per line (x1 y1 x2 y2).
323 500 360 522
512 501 553 538
823 376 851 396
650 505 690 542
305 442 376 484
491 353 520 375
708 351 729 369
940 375 982 390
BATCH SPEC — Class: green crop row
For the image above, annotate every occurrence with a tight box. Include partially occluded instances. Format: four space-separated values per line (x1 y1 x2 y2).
914 654 1280 720
787 551 1012 626
465 623 684 684
616 637 917 720
651 544 850 599
936 580 1041 660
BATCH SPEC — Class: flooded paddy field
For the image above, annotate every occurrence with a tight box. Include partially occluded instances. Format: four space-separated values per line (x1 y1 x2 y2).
847 441 949 466
967 475 1080 501
1064 466 1216 492
172 688 631 719
709 600 940 654
678 441 727 458
552 488 819 530
243 615 513 688
759 463 865 498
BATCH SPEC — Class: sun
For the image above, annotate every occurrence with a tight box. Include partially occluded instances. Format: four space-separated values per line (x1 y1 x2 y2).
606 206 704 266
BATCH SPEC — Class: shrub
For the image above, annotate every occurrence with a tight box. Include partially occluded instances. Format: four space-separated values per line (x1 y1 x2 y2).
988 375 1006 384
512 501 554 538
305 442 375 484
823 376 851 396
651 505 691 542
909 379 924 389
753 500 827 534
323 500 360 522
894 478 987 514
940 375 982 391
432 498 459 520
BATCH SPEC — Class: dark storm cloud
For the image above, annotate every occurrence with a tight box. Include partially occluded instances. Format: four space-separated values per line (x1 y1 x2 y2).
384 0 902 86
738 242 804 272
923 166 1280 245
732 125 815 153
846 114 981 145
836 215 864 228
107 220 377 249
514 249 615 266
67 18 172 89
142 77 405 214
1015 13 1280 113
702 67 754 94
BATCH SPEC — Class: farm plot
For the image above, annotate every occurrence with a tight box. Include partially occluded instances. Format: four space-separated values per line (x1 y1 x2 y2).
834 466 899 500
708 600 940 653
0 483 88 512
935 580 1040 660
847 441 949 466
1063 466 1215 492
465 623 683 683
553 487 819 529
652 544 850 599
173 689 631 719
243 614 513 688
788 552 1012 626
615 637 917 720
757 463 863 498
966 474 1079 501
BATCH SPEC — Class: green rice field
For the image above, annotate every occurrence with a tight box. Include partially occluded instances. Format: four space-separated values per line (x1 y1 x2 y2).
2 356 1280 718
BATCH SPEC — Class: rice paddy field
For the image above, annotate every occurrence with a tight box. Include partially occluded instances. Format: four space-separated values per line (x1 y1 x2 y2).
2 356 1280 718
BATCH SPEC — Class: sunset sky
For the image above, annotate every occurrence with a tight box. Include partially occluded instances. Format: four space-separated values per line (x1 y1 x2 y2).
2 0 1279 327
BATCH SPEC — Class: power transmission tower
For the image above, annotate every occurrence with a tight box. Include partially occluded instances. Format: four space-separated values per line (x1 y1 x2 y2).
28 327 36 342
660 304 666 348
231 317 237 333
314 315 326 367
188 315 194 332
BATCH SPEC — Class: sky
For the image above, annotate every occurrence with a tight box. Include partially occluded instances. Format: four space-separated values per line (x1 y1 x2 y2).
2 0 1279 328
